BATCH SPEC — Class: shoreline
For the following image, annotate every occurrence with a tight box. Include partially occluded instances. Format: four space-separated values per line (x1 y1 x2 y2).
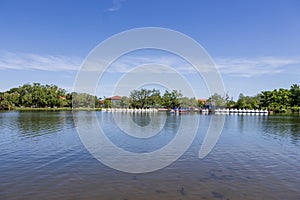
13 107 102 111
0 108 298 116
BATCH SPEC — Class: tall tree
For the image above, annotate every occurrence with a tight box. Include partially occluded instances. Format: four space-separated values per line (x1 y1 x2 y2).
236 93 260 109
207 93 226 107
147 89 162 107
161 90 182 109
120 96 129 108
129 88 161 108
0 93 14 110
290 84 300 107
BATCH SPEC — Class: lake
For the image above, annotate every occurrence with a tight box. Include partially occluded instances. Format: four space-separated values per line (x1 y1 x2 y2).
0 111 299 200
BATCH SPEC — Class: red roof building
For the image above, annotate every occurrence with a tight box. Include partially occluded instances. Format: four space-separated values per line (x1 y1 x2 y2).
106 96 122 100
106 96 122 108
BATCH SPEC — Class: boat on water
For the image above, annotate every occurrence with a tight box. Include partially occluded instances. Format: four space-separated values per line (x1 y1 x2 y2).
169 109 175 113
170 108 188 113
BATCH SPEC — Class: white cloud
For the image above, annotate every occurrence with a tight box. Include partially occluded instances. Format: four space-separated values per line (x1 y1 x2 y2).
106 0 126 12
106 55 196 74
0 51 81 71
215 56 300 77
0 51 298 78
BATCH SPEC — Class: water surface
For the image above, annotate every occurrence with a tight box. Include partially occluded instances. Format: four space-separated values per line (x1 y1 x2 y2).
0 111 299 200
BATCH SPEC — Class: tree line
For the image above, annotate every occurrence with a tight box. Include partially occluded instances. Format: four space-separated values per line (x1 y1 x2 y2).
0 83 299 113
123 84 300 113
0 83 100 110
207 84 300 113
0 83 196 110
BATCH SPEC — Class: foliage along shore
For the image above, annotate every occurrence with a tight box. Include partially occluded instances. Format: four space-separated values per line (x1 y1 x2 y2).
0 83 300 114
13 107 102 111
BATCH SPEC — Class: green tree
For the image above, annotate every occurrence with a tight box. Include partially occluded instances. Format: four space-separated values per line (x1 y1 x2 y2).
235 93 259 109
161 90 182 109
18 84 33 107
179 97 198 107
290 84 300 107
120 96 129 108
129 88 161 108
226 99 236 109
207 93 226 108
259 88 291 112
72 92 96 108
147 89 162 107
94 96 101 108
0 92 14 110
64 93 73 107
31 83 46 107
103 99 112 108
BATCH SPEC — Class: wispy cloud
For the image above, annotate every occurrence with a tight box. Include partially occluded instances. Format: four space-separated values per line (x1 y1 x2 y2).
0 51 298 78
106 0 126 12
0 51 81 71
106 55 300 77
107 55 195 74
215 56 300 77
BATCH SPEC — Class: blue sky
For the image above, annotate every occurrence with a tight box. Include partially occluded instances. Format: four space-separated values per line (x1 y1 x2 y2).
0 0 299 99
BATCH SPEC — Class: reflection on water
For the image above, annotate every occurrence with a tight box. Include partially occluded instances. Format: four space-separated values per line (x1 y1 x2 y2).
110 112 168 139
16 111 74 137
0 111 299 200
261 115 300 145
96 112 181 153
131 113 152 127
224 114 300 145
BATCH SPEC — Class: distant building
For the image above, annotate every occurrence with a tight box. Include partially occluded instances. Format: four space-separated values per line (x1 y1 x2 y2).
198 98 211 109
107 96 122 107
99 99 104 104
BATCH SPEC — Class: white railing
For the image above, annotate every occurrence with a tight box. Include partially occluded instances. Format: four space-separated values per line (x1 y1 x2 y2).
213 108 268 115
103 108 158 113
